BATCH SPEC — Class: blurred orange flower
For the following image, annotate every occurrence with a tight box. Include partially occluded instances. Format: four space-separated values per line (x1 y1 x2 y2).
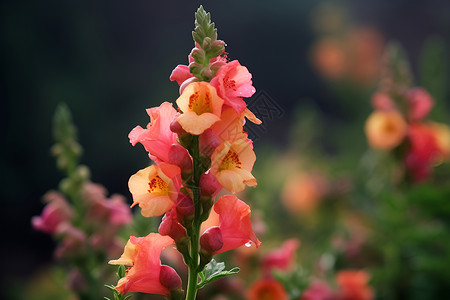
247 279 288 300
336 270 374 300
364 110 408 150
281 173 327 215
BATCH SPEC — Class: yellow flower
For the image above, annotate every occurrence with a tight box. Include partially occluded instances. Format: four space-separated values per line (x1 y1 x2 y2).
176 81 224 135
211 139 257 194
128 164 181 217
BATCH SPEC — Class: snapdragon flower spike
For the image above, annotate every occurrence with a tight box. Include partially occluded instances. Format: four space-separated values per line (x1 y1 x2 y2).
211 139 257 194
176 81 224 135
129 102 178 164
203 195 261 254
109 233 182 296
32 191 73 234
210 60 256 114
128 164 181 217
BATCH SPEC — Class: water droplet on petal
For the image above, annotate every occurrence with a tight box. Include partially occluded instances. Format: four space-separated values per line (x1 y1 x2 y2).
245 241 252 247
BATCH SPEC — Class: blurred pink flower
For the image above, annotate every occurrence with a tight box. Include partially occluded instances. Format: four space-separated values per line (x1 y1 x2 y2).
406 88 433 121
129 102 178 164
262 238 300 275
54 223 86 259
300 281 335 300
405 123 444 182
32 191 73 234
82 182 132 226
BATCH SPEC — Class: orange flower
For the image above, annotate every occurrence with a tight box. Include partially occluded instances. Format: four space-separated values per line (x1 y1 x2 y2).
364 110 407 150
176 81 224 135
128 164 181 217
211 139 257 194
336 270 374 300
247 279 288 300
311 37 347 80
109 233 181 296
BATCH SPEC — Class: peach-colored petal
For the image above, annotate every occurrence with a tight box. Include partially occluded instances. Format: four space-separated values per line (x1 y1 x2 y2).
244 108 262 124
215 169 247 194
128 165 180 217
177 112 221 135
176 82 224 135
109 239 137 266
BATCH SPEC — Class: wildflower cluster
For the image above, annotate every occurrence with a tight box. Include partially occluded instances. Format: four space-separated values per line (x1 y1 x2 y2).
32 104 132 300
364 43 450 182
108 6 261 300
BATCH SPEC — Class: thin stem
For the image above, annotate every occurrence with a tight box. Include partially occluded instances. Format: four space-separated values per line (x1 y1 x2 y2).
185 135 202 300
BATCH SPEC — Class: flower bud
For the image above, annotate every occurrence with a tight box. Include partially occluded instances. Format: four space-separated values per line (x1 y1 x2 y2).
179 76 199 94
169 144 193 174
159 265 182 291
199 129 221 156
190 47 205 63
199 173 222 198
176 193 195 227
171 119 193 148
199 226 223 269
200 226 223 254
170 119 186 136
159 210 187 242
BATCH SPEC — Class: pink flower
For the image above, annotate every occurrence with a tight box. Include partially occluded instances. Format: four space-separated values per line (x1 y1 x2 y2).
202 195 261 254
32 191 73 234
170 64 192 86
300 281 335 300
128 164 181 217
371 92 395 111
129 102 178 164
262 238 300 275
54 223 86 259
210 60 256 114
109 233 181 296
82 182 132 226
405 123 443 182
407 88 434 121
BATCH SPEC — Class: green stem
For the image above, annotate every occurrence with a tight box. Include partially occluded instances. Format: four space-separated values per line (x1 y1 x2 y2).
185 136 202 300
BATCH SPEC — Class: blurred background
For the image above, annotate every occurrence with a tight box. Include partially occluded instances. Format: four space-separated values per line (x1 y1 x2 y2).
1 0 449 299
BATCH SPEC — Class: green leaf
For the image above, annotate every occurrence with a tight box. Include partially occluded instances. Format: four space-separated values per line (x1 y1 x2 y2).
197 259 240 289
